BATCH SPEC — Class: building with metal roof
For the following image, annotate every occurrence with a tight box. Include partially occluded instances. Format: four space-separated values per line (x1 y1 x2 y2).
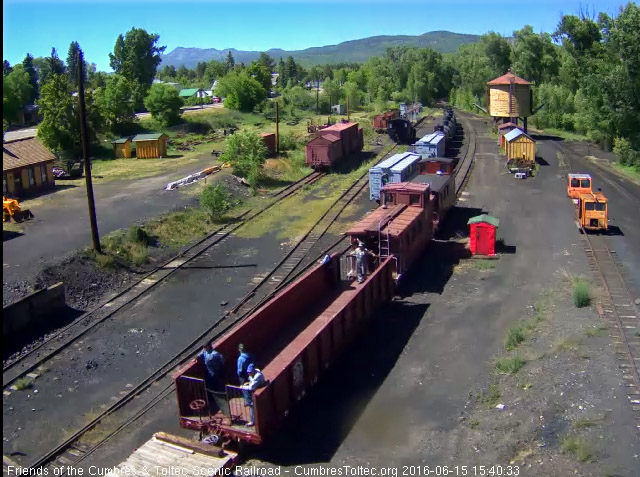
132 133 169 159
3 136 55 197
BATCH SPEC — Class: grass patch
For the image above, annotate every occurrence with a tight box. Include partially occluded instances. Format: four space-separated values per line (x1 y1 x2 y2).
2 221 23 233
586 325 608 337
561 435 596 463
494 355 526 375
555 336 582 353
469 420 480 429
13 377 34 390
504 323 526 351
534 127 589 142
146 208 221 248
236 147 388 241
102 227 151 267
572 279 591 308
473 259 496 270
480 382 501 408
612 162 640 184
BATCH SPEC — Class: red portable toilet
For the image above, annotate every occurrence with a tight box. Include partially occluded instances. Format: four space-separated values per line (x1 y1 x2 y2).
467 214 500 256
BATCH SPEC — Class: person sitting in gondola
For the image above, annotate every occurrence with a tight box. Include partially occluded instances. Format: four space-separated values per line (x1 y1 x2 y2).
241 364 266 427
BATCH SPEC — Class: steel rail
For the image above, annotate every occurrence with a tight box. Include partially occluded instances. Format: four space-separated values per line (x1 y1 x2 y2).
3 171 324 387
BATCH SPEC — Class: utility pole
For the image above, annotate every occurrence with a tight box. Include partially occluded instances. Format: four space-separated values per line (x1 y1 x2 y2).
316 79 319 114
275 100 280 155
77 50 101 253
347 96 350 122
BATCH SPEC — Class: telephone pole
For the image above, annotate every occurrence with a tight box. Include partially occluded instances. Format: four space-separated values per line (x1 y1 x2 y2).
275 100 280 155
77 50 101 253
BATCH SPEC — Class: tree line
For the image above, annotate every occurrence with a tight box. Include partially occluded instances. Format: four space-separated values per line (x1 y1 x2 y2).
3 3 638 168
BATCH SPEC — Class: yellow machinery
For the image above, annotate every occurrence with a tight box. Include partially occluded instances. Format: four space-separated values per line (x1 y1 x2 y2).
3 196 34 222
567 173 592 200
576 191 608 232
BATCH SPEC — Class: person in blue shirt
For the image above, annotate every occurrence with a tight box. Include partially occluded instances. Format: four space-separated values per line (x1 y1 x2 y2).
241 364 266 427
198 342 224 393
236 343 254 385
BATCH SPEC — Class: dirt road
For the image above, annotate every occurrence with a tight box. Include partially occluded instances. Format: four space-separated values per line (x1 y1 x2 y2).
2 154 217 303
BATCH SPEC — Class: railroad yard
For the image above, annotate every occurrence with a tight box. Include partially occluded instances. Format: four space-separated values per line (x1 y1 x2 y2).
3 108 639 477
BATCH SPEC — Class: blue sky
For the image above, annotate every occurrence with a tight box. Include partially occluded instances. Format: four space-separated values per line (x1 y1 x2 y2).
3 0 628 71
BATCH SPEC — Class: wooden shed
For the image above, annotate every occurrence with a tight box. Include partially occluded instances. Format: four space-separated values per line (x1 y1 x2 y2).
3 136 55 198
468 214 499 256
132 133 168 159
487 70 532 121
504 129 536 163
111 137 131 158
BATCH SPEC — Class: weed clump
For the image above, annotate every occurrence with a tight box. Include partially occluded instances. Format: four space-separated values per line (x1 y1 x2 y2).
481 383 501 408
494 355 526 374
561 435 596 462
573 279 591 308
504 323 526 351
14 377 34 390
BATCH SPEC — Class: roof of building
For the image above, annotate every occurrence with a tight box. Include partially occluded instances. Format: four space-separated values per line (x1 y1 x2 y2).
410 173 454 192
261 132 275 137
467 214 500 227
487 71 532 86
568 173 592 180
504 128 534 143
111 137 131 144
132 133 168 142
178 88 202 97
3 136 55 172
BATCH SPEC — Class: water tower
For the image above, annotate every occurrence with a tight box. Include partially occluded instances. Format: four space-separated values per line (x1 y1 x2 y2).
486 69 532 132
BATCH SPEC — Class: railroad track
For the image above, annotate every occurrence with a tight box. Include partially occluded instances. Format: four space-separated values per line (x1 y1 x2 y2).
23 110 443 471
3 171 325 389
454 114 477 195
554 141 640 431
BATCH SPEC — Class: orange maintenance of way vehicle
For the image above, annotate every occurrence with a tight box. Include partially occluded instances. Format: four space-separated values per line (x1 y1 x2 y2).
567 173 592 200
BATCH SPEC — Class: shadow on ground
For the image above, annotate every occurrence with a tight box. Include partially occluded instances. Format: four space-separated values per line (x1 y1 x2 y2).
254 301 425 465
3 305 85 359
3 230 24 242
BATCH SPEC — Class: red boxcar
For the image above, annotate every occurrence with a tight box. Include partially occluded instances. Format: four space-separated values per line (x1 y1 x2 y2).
347 182 435 279
305 133 343 168
417 157 457 175
261 132 276 156
173 253 395 446
373 110 399 131
319 122 360 157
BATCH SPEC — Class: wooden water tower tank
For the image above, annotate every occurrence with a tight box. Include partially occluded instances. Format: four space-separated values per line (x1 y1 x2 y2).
487 70 532 120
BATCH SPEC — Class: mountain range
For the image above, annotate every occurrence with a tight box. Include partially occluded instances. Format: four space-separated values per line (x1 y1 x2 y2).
160 30 480 69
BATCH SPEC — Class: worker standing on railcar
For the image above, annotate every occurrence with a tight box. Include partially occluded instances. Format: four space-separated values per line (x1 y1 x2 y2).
198 342 225 394
236 343 254 385
242 364 266 427
350 240 377 283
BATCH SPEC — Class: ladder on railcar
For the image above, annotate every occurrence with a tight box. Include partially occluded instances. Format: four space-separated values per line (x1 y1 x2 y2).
378 216 392 258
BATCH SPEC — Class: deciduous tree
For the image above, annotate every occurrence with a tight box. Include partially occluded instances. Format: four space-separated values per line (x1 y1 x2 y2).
143 83 183 126
219 130 267 193
215 70 266 112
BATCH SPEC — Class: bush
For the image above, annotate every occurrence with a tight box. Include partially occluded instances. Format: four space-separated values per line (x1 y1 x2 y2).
278 132 299 152
572 279 591 308
200 184 233 221
613 136 640 168
144 84 184 126
561 436 595 463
